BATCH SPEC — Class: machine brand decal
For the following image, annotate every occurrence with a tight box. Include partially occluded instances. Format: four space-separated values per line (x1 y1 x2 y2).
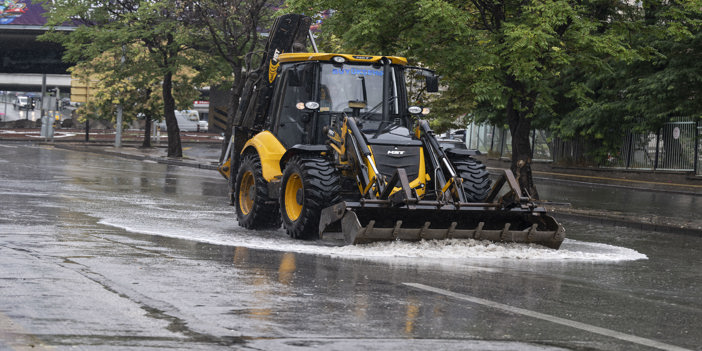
331 68 383 76
268 49 282 83
353 56 373 60
387 150 405 156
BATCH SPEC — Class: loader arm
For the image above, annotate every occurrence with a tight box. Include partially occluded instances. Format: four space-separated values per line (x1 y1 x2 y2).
415 119 467 203
328 116 386 198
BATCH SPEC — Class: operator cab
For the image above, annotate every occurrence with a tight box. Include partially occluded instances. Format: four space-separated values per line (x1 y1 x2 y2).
266 53 437 148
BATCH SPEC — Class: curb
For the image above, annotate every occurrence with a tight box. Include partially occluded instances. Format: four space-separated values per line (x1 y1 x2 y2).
52 143 219 171
532 176 702 197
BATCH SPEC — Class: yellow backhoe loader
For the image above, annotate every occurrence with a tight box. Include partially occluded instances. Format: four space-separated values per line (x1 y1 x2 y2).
218 14 564 249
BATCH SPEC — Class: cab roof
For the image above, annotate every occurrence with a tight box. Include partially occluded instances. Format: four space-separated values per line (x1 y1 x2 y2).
278 53 408 65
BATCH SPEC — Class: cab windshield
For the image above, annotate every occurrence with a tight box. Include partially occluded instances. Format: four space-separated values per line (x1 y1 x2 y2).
318 63 397 116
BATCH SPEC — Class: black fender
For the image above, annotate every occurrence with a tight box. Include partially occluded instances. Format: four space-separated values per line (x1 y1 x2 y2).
279 144 328 170
445 148 482 157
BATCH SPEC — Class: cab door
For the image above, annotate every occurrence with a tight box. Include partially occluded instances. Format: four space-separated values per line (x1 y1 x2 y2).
270 64 316 148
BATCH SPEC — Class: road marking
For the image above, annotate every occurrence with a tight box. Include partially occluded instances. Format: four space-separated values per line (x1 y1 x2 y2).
404 282 691 351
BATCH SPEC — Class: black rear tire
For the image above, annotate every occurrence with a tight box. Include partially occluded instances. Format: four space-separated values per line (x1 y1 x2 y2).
280 156 340 239
234 153 281 229
452 156 491 202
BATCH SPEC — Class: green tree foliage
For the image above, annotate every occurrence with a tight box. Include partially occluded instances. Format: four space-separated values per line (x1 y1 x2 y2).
187 0 276 161
636 0 702 121
40 0 207 156
67 46 200 148
549 0 702 163
287 0 634 197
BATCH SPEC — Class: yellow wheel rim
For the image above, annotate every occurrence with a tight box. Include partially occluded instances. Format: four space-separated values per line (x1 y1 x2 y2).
284 173 303 221
239 170 255 215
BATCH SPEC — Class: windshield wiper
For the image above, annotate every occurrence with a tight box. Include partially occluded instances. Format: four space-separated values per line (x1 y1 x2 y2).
358 95 395 121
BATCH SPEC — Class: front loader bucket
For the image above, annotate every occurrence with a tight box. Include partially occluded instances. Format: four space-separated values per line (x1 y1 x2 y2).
319 202 565 249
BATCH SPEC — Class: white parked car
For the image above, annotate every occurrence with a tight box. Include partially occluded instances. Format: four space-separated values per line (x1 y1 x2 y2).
13 96 30 110
158 110 208 132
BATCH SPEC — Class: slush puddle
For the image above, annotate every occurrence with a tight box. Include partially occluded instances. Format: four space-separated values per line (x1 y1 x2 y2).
72 192 647 263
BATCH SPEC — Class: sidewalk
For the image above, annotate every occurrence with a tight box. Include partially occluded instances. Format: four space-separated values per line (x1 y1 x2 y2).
0 127 223 144
484 158 702 195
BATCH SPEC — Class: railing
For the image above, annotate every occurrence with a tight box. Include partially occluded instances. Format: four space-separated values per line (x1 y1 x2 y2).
602 121 697 172
465 123 552 162
464 120 702 175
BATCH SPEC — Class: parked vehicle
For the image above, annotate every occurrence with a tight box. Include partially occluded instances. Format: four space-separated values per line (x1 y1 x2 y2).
157 110 208 132
13 96 30 110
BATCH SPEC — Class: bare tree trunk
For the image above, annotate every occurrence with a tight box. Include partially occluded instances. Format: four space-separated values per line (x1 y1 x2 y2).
509 114 539 199
142 114 152 148
163 69 182 157
506 82 539 199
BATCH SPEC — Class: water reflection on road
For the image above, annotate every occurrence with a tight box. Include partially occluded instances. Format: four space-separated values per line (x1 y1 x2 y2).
537 178 702 223
2 142 701 350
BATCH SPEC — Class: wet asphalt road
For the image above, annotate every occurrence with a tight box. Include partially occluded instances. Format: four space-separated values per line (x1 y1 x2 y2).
537 179 702 225
1 141 701 351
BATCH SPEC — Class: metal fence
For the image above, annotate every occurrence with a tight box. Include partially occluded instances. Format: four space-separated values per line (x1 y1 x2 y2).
465 123 552 162
464 120 702 174
602 121 697 172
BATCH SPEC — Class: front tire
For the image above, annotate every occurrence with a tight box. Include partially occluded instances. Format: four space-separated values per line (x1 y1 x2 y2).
452 156 491 202
234 153 281 229
280 156 340 239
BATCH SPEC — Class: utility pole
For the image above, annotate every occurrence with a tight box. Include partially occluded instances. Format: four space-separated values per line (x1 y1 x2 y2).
115 45 126 148
115 105 123 147
41 73 47 121
54 87 61 127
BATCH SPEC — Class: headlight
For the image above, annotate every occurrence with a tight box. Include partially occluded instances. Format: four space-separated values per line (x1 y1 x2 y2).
408 106 422 115
296 101 320 110
305 101 320 110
